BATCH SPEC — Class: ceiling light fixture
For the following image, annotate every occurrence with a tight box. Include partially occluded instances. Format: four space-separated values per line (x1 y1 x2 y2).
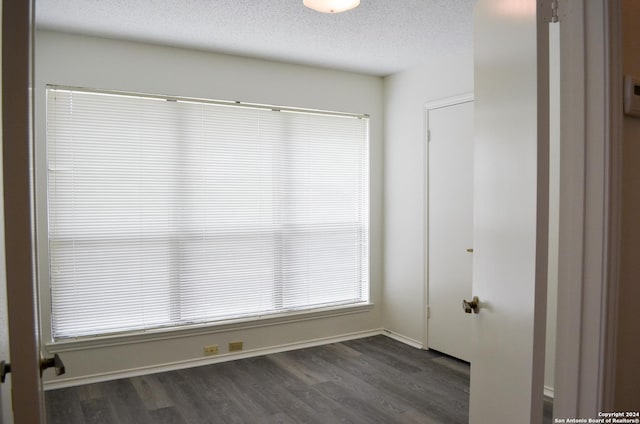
303 0 360 14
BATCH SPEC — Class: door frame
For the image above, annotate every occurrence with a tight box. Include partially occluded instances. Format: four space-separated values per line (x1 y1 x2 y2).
2 0 46 422
423 93 474 350
554 0 621 416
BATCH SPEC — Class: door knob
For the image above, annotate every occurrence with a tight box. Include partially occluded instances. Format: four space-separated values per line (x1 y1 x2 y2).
1 354 66 382
0 360 10 383
462 296 479 314
41 353 66 376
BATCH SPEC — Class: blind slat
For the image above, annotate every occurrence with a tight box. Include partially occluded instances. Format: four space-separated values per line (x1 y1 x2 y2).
46 87 369 339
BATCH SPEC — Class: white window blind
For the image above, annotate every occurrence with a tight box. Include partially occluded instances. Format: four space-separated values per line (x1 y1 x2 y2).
46 87 369 339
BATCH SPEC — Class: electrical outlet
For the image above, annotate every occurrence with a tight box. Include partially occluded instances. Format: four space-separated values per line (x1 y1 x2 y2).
204 345 219 356
229 341 243 352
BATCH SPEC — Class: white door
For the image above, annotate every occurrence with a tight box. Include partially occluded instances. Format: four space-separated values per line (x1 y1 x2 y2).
470 0 549 423
0 204 11 424
426 97 474 362
0 84 13 423
0 292 11 424
0 316 10 424
2 1 47 422
0 3 13 421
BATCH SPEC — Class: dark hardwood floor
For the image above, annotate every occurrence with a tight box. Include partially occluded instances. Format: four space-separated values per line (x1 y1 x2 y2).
45 335 470 423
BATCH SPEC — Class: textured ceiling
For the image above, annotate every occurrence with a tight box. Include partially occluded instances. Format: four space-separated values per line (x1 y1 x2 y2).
35 0 476 76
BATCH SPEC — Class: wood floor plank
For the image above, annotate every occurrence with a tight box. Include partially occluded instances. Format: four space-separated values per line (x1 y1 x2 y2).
75 382 104 401
302 349 422 418
129 374 174 411
349 336 444 371
80 397 118 424
431 355 471 377
353 345 469 395
224 362 326 424
265 411 298 424
103 379 154 424
332 355 468 423
154 368 229 424
400 408 443 424
277 348 347 384
45 387 84 424
282 382 367 424
148 406 188 424
324 361 424 418
45 335 472 424
323 341 364 358
268 351 332 385
205 362 281 419
341 339 470 396
347 337 440 373
311 341 469 423
275 344 435 421
313 381 402 424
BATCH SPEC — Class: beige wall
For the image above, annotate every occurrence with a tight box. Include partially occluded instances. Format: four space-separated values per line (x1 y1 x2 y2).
382 57 474 344
35 30 384 385
615 0 640 410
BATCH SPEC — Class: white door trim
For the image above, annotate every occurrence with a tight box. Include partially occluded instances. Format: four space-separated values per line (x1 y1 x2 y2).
423 93 474 349
554 0 621 416
424 94 474 112
601 0 623 410
2 0 45 422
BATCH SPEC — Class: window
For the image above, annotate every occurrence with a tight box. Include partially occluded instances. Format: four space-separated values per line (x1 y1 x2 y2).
46 87 369 340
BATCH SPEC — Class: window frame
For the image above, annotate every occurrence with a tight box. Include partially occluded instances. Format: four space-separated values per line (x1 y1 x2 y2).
38 85 372 347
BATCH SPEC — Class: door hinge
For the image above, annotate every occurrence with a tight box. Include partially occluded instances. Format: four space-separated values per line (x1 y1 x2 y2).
551 0 559 23
426 306 431 319
427 129 431 142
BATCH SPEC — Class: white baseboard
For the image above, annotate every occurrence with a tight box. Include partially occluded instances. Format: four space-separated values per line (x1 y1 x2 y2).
44 328 385 391
544 385 554 399
382 329 423 349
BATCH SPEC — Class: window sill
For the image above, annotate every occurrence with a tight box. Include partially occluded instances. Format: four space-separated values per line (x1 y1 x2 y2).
44 302 375 353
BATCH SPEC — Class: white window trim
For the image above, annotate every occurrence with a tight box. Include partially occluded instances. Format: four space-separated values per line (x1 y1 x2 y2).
38 85 371 347
44 302 374 353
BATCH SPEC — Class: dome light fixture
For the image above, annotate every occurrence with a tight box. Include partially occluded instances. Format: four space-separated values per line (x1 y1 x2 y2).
303 0 360 14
